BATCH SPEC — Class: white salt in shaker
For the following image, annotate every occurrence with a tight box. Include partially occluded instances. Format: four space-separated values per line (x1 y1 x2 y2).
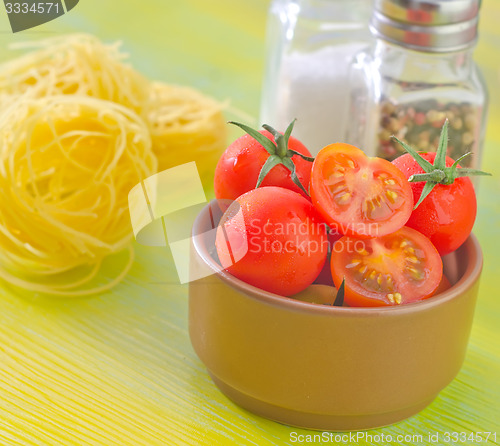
259 0 372 155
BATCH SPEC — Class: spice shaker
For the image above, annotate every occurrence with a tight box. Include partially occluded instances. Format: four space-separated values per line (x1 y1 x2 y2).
260 0 372 155
348 0 488 169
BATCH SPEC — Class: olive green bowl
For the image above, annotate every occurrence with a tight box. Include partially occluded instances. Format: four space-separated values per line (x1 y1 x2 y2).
188 202 482 431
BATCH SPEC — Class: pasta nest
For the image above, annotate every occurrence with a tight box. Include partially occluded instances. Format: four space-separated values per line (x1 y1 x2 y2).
0 33 228 295
0 33 149 111
0 96 157 295
142 81 227 178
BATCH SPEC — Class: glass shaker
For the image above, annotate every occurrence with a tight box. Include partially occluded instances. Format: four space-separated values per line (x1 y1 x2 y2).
260 0 372 155
348 0 488 169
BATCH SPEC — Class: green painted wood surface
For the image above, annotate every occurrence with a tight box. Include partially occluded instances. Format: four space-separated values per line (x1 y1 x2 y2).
0 1 498 444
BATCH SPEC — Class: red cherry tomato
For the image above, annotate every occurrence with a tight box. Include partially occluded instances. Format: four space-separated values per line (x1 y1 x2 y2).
310 143 413 238
392 152 476 255
292 284 338 306
314 258 336 287
215 187 328 296
432 274 452 296
214 130 312 200
313 228 342 286
330 227 443 307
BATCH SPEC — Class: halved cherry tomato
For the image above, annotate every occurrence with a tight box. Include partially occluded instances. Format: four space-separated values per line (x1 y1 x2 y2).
330 226 443 307
310 143 413 238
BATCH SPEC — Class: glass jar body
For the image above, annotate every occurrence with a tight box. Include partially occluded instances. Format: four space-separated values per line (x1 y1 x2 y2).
348 40 488 169
260 0 371 155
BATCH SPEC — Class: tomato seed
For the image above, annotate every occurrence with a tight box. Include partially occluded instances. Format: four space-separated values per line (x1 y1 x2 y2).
339 192 351 203
386 190 398 203
332 182 346 192
346 259 361 268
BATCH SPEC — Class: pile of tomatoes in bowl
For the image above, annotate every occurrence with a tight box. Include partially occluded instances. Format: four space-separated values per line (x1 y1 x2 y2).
212 120 488 307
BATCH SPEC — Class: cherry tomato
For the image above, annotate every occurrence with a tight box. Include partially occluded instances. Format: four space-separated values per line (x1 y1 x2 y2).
314 259 336 287
214 130 312 200
313 228 342 286
392 152 477 255
432 274 452 296
330 226 443 307
292 284 337 306
310 143 413 238
215 187 328 296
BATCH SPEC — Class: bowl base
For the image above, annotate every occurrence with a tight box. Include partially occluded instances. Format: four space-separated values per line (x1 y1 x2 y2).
210 373 436 431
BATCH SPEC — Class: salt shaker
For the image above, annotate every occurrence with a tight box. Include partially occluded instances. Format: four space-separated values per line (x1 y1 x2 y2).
348 0 488 169
259 0 372 155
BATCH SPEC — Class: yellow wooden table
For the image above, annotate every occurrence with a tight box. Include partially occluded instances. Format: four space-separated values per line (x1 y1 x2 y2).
0 1 499 445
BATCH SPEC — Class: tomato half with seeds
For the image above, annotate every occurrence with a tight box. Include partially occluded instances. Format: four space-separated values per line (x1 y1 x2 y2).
310 143 413 238
330 226 442 307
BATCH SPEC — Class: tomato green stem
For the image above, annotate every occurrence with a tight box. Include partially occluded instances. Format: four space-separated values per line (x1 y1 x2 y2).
392 120 491 209
228 119 314 196
408 170 446 183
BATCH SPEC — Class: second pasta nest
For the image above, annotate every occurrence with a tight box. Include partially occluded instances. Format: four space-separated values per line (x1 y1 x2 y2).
0 33 227 296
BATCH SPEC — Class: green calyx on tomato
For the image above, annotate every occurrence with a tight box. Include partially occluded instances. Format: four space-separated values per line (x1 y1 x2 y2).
392 120 491 209
228 120 314 195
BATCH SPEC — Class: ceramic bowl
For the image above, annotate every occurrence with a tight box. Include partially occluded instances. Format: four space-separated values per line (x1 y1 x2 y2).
188 202 483 431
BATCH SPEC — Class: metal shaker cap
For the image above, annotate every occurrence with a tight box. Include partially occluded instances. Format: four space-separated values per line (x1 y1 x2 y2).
371 0 481 52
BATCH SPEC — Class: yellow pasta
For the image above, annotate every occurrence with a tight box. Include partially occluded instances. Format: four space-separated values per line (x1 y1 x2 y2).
0 33 149 112
0 32 227 181
142 81 227 179
0 96 157 296
0 33 227 296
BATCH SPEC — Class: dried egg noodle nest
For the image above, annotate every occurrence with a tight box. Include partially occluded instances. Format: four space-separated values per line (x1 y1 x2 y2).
143 81 227 177
0 96 157 296
0 33 149 111
0 33 226 295
0 33 226 180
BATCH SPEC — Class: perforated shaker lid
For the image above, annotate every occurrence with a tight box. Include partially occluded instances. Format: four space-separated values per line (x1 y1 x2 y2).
371 0 482 52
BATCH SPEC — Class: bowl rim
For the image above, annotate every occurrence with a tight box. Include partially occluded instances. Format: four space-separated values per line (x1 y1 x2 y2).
192 204 483 317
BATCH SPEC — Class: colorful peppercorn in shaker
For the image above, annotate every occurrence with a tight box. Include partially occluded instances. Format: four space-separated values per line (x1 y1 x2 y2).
348 0 488 169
